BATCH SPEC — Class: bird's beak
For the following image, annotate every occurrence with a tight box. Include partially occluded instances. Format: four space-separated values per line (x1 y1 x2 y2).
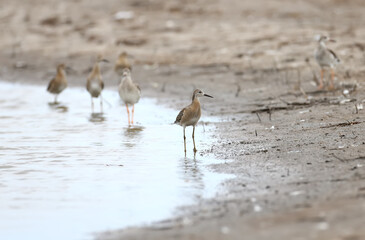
328 39 336 43
65 66 75 73
101 59 109 63
204 93 213 98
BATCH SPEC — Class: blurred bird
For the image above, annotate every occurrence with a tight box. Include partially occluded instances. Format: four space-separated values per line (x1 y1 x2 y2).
47 64 68 103
174 89 213 154
118 68 140 125
87 55 108 113
115 52 132 75
315 35 340 90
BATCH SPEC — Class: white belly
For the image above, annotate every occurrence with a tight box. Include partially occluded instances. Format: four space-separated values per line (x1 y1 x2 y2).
89 82 102 98
184 116 200 127
118 83 140 105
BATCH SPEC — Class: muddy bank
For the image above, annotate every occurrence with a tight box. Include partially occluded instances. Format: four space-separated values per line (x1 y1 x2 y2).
3 58 365 240
1 0 365 239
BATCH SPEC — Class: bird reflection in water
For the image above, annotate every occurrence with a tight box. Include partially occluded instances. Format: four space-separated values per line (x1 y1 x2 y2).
89 113 106 123
122 125 144 148
48 102 68 113
180 154 204 191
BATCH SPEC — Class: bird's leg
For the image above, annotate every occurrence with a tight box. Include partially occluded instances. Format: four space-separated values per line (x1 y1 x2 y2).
100 95 103 113
131 104 135 124
192 125 197 153
329 68 335 91
54 94 58 104
91 97 94 113
183 127 187 154
125 104 130 125
318 69 324 90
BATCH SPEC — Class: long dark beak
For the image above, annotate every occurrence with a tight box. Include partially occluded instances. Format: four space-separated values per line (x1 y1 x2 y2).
101 59 109 63
204 93 213 98
65 66 75 73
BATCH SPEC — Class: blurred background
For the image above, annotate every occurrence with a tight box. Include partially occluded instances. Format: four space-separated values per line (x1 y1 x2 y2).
1 0 365 87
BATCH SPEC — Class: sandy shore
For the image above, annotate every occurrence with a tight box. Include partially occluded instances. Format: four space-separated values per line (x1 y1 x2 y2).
1 0 365 239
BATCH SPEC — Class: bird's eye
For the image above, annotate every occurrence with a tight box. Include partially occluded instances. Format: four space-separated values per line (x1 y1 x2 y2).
199 91 202 93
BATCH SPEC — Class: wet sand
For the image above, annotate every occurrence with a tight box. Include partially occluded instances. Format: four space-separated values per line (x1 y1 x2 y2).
1 0 365 239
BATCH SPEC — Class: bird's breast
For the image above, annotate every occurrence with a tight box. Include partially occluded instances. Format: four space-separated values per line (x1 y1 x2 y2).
118 81 140 104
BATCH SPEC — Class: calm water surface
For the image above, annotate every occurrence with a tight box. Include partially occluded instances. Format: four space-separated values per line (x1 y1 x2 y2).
0 82 230 240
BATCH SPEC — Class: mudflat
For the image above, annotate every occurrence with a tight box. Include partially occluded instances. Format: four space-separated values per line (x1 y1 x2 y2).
1 0 365 239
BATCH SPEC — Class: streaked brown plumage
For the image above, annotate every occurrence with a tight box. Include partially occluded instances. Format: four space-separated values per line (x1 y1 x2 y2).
115 52 132 75
47 64 67 103
175 89 213 154
87 56 107 112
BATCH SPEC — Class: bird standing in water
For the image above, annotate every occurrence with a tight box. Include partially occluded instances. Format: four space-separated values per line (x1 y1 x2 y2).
315 35 340 90
118 68 140 125
86 55 108 113
115 52 132 75
174 89 213 154
47 64 68 103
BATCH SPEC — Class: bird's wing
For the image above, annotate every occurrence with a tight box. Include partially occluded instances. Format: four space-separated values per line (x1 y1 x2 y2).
86 80 91 92
175 108 185 124
47 78 55 91
135 83 141 92
328 48 340 62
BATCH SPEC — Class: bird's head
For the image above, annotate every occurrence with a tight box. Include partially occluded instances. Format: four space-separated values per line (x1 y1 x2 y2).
192 89 213 101
122 68 131 77
57 63 65 70
119 52 128 58
97 54 109 63
316 35 336 43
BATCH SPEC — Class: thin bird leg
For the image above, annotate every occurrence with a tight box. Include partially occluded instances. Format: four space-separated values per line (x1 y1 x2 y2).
318 69 324 90
183 127 186 154
131 104 135 124
54 94 58 104
329 68 335 91
125 104 130 125
100 94 103 113
192 125 197 153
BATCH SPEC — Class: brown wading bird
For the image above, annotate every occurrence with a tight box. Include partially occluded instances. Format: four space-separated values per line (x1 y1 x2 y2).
115 52 132 75
118 68 140 125
47 64 68 103
315 35 340 90
174 89 213 154
86 56 108 112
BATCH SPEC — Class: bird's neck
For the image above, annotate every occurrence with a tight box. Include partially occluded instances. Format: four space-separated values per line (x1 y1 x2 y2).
319 41 326 49
122 75 133 84
191 97 200 106
57 68 66 79
91 63 101 79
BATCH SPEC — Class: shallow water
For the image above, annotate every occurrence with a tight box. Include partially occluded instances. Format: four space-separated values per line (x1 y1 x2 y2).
0 82 230 240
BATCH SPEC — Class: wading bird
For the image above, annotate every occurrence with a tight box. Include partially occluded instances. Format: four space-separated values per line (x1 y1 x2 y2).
47 64 68 103
174 89 213 154
86 55 108 112
315 35 340 90
115 52 132 75
118 68 140 125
